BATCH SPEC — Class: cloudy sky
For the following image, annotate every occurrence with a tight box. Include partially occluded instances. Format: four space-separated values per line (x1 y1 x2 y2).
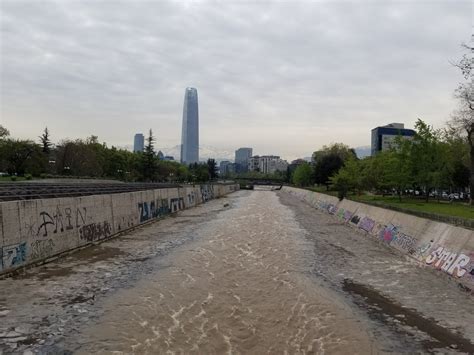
0 0 471 160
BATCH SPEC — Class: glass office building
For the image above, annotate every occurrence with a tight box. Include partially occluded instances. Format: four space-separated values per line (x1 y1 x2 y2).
371 123 415 156
133 133 144 153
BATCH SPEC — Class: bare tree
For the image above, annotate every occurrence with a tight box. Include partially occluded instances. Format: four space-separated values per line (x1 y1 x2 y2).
450 41 474 205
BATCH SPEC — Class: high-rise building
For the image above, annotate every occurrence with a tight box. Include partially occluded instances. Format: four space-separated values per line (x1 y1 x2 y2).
371 123 415 156
248 155 288 174
235 147 252 173
219 160 235 176
133 133 144 153
181 87 199 164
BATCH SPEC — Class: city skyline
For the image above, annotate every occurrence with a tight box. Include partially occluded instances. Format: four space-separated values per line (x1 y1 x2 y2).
1 1 471 161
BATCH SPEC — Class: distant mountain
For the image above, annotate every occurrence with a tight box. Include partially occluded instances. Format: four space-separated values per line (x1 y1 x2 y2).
157 145 234 163
354 146 371 159
116 143 234 162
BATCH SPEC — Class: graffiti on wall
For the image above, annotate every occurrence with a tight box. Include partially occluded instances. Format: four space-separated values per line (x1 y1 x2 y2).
170 197 185 213
328 204 337 214
425 246 471 278
343 210 353 222
37 206 87 237
2 242 27 269
188 191 196 205
336 208 345 220
117 215 136 231
378 224 418 252
298 189 474 285
23 217 37 238
201 185 215 202
358 217 375 233
79 221 112 242
371 223 385 239
138 199 170 223
465 252 474 281
350 215 360 225
30 239 55 259
410 241 433 260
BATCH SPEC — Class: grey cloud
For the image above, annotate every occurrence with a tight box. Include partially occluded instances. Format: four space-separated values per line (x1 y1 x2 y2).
1 0 471 159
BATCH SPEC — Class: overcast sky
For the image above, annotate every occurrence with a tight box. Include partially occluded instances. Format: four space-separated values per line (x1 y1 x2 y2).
0 0 471 160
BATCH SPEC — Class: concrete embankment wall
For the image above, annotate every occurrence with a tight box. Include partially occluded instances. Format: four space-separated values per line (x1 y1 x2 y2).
283 187 474 291
0 183 238 275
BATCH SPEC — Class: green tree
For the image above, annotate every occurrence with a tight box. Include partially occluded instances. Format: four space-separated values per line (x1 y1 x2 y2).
188 163 209 182
330 157 364 199
39 127 52 154
0 139 41 176
207 159 218 180
141 129 157 181
383 138 413 201
358 154 386 192
313 153 344 189
312 143 356 163
292 162 312 187
410 119 445 201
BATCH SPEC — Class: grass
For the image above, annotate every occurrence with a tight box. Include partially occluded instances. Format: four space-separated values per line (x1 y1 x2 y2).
304 186 474 221
350 194 474 220
308 186 339 197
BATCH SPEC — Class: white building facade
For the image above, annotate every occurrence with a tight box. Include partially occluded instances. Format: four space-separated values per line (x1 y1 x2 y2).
248 155 288 174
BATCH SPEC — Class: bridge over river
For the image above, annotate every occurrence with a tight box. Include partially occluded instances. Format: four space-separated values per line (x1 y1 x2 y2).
0 189 473 353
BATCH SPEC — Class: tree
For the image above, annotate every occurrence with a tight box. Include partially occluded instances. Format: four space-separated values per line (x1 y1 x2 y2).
377 134 416 201
141 129 157 181
410 119 445 201
450 42 474 204
330 157 365 199
0 125 9 140
313 153 344 189
0 139 41 176
39 127 52 154
359 154 387 193
55 139 102 177
452 161 470 190
292 162 312 187
207 159 218 180
312 143 356 163
188 162 209 182
453 42 473 110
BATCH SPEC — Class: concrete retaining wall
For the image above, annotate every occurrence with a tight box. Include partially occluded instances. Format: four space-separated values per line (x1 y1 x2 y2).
283 187 474 292
0 183 238 275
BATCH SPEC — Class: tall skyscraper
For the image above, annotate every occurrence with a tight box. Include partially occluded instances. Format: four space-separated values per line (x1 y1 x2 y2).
181 87 199 164
235 147 253 173
133 133 144 152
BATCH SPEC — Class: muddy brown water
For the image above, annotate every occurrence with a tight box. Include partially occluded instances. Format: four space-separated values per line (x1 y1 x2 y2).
73 191 380 354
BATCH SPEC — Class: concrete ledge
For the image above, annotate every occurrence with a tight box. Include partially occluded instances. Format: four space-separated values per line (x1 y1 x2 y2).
283 187 474 293
0 183 239 275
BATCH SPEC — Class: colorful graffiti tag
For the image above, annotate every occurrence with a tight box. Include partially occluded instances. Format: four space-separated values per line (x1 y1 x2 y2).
425 247 471 278
2 242 27 269
138 199 170 223
291 188 474 288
